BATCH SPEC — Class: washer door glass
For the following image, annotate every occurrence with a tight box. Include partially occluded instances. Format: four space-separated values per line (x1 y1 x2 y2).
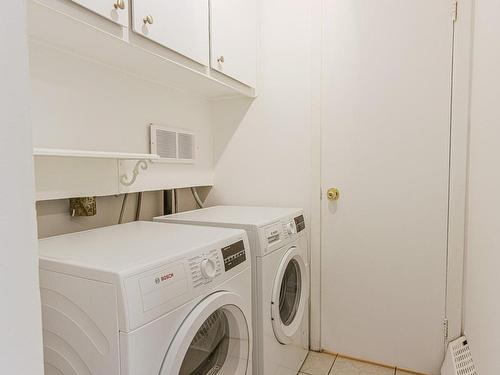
271 246 309 345
279 259 302 326
179 309 230 375
160 292 250 375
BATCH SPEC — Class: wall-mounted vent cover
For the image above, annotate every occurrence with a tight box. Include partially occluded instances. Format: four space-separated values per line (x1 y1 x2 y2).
441 336 477 375
150 125 195 163
178 132 195 160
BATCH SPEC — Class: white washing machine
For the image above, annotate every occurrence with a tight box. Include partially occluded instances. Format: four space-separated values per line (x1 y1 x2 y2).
155 206 310 375
39 221 252 375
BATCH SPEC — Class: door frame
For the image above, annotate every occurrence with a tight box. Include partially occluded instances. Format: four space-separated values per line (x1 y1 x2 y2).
308 0 323 351
308 0 474 351
445 0 474 344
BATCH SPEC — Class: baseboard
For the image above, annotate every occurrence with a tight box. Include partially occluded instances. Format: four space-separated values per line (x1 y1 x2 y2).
316 349 428 375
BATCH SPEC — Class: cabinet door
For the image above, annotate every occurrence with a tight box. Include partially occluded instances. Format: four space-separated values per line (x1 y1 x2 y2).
131 0 209 66
210 0 257 88
71 0 129 26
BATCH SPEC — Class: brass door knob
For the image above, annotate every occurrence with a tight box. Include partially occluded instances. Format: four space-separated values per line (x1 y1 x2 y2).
114 0 125 10
327 188 340 201
143 15 154 25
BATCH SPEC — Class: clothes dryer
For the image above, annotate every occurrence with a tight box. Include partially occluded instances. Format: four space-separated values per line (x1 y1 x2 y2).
39 221 252 375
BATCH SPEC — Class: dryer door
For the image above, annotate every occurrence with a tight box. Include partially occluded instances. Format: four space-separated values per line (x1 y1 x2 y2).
160 291 250 375
271 246 309 344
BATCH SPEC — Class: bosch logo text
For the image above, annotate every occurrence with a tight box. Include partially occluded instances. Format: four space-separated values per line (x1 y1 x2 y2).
155 273 174 284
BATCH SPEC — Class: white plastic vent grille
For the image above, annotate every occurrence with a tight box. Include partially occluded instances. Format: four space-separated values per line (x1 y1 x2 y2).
150 125 195 163
441 336 477 375
178 132 195 160
451 339 476 375
155 129 177 159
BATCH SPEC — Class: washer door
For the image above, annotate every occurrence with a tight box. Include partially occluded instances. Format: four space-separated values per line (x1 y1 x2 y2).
271 246 309 345
160 291 250 375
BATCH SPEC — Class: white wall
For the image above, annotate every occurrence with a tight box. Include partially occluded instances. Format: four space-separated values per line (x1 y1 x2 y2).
207 0 315 218
463 0 500 373
29 41 214 198
0 2 44 373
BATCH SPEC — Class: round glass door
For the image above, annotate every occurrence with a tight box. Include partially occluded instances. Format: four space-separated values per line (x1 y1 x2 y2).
279 259 302 326
160 292 250 375
179 309 230 374
271 246 309 345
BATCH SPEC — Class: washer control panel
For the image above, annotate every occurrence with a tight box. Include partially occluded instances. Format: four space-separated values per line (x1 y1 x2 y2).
260 212 306 256
265 223 282 245
294 214 306 233
188 249 222 288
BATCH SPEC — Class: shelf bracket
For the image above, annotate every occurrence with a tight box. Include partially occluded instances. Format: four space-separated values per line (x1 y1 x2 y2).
120 160 149 187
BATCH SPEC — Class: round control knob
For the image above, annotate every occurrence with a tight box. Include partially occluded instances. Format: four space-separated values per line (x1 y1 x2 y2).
286 222 296 235
201 258 217 279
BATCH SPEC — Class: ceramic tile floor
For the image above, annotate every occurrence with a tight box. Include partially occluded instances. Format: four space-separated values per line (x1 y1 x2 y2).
298 351 421 375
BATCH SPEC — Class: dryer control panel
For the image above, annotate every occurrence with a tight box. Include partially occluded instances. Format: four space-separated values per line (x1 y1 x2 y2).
123 232 250 331
187 239 247 288
221 240 246 271
188 249 222 288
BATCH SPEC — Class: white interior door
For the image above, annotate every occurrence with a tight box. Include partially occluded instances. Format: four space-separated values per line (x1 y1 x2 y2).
320 1 454 374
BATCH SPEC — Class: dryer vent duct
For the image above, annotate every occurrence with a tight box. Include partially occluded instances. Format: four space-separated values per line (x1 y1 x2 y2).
150 124 195 163
441 336 477 375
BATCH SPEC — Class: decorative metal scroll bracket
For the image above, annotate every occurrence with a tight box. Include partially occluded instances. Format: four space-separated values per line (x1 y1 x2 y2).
120 160 150 187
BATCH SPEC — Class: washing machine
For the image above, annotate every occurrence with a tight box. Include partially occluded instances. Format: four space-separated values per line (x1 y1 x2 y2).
39 221 252 375
155 206 309 375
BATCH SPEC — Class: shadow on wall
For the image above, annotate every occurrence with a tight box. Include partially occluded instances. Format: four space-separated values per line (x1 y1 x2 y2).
35 187 212 239
211 97 254 164
36 191 163 238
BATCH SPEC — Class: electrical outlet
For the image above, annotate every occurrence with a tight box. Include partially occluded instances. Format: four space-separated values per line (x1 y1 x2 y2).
69 197 97 217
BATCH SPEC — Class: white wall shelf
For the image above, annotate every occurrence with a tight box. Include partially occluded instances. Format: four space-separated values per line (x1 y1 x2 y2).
33 148 159 160
33 148 213 201
28 0 255 100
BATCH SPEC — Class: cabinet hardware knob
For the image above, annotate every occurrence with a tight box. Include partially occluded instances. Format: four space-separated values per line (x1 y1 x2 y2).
113 0 125 10
327 187 340 201
217 56 225 64
143 15 154 25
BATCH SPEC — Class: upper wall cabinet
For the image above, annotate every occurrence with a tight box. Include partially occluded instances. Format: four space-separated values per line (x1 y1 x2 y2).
71 0 129 26
131 0 210 66
29 0 255 98
210 0 257 87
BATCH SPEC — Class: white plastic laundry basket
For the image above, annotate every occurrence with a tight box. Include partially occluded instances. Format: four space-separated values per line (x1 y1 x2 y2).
441 336 477 375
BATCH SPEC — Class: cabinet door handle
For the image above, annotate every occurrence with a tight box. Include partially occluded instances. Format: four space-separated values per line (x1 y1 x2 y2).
114 0 125 10
143 15 154 25
217 56 225 64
